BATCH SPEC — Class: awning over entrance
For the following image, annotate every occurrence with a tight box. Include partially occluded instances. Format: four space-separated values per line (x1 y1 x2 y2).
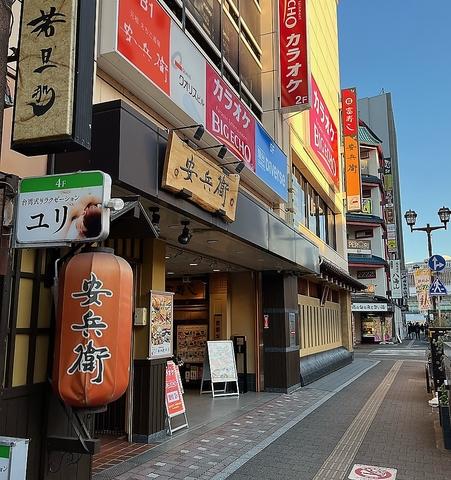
319 257 366 293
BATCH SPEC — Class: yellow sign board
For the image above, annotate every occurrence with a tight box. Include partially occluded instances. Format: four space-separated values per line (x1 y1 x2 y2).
12 0 78 148
162 134 240 222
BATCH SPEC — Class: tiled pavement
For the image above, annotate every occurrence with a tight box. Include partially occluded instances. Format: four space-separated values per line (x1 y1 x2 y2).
94 359 378 480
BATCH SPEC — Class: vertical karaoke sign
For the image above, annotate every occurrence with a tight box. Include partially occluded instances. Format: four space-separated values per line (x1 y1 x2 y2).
342 88 362 212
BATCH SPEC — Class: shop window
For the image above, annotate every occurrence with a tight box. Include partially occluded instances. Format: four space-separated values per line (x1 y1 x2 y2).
318 198 327 243
307 185 318 235
362 189 371 198
298 278 308 296
222 9 239 73
327 208 337 250
331 290 339 303
355 229 373 239
185 0 222 50
239 38 262 105
308 282 320 299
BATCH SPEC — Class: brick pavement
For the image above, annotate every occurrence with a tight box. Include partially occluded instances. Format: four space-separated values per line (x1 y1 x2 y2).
94 359 378 480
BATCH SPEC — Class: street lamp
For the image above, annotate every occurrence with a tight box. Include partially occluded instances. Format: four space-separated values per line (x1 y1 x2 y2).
404 206 450 326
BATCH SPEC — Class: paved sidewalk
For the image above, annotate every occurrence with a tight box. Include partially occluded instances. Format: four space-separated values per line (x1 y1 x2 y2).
94 359 378 480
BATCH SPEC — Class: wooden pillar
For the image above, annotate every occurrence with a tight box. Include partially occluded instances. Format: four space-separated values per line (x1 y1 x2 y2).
340 290 353 352
262 272 300 393
132 239 167 442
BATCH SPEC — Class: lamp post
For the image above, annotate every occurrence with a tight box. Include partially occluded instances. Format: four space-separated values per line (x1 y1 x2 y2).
404 206 451 325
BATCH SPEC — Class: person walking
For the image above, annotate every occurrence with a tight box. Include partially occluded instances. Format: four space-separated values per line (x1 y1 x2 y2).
415 322 421 340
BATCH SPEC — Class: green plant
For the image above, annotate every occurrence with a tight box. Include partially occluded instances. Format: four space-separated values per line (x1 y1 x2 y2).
439 383 449 406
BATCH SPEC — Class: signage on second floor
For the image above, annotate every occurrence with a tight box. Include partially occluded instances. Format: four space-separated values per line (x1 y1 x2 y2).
348 239 371 255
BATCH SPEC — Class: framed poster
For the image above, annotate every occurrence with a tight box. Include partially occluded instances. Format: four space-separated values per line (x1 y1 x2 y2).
149 291 174 359
176 325 208 364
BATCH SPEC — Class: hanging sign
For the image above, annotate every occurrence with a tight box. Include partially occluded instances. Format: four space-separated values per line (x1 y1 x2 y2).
15 171 111 247
12 0 95 155
309 76 339 187
342 88 361 211
149 291 174 359
414 268 432 312
278 0 310 112
53 250 134 407
389 259 402 299
162 133 240 222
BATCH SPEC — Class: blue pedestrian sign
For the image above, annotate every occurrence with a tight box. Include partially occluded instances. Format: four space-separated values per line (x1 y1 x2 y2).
429 278 448 296
428 255 446 272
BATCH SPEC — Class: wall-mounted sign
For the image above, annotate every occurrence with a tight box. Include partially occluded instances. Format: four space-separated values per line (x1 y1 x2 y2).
389 259 402 299
385 207 394 223
279 0 310 112
361 198 372 214
348 239 371 255
149 291 174 359
12 0 95 155
15 171 111 247
387 238 398 253
53 250 133 407
357 270 377 280
255 123 288 202
309 76 339 187
162 133 240 222
342 88 361 212
352 303 388 312
206 64 256 170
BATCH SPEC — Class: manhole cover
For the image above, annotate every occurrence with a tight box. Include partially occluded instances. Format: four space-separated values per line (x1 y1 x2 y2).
348 464 397 480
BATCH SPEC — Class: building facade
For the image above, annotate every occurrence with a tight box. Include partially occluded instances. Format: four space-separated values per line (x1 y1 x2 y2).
0 1 362 478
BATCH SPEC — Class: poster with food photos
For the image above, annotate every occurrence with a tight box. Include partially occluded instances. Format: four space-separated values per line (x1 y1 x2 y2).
150 291 174 359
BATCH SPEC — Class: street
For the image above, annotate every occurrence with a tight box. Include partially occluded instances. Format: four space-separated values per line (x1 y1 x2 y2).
93 340 451 480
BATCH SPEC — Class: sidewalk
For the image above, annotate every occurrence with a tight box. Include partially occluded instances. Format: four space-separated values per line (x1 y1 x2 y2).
94 359 378 480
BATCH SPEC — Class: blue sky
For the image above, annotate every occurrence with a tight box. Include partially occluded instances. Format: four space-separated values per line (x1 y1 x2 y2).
338 0 451 263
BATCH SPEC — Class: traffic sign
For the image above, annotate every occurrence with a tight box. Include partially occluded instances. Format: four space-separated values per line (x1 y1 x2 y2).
428 255 446 272
429 278 448 296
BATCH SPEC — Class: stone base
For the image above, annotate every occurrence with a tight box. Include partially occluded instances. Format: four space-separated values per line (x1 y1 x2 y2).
300 347 353 386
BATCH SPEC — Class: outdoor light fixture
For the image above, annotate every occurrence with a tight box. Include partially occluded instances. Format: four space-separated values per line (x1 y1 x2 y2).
221 160 245 174
438 206 451 227
149 207 160 235
196 144 228 159
404 209 418 230
178 220 192 245
169 124 205 141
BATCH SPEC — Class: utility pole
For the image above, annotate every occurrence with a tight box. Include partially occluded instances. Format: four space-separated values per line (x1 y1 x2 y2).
0 0 14 161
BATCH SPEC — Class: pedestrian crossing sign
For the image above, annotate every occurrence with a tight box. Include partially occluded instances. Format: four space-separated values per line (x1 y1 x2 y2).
429 278 447 296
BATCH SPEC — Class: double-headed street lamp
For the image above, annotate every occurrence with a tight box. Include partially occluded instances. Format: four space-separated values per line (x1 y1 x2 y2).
404 206 451 325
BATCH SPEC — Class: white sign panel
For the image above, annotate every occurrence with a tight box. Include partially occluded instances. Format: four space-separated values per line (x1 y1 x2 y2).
170 23 206 125
16 172 111 247
207 340 238 383
352 303 388 312
389 260 402 299
349 464 397 480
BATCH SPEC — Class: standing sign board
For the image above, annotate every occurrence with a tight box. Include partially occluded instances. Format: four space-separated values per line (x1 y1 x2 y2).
278 0 311 112
200 341 239 397
149 291 174 359
15 171 111 247
165 361 188 435
12 0 95 155
0 437 29 480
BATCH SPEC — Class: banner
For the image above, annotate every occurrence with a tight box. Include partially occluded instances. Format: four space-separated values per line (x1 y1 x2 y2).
165 361 185 418
342 88 361 211
149 291 174 359
279 0 310 111
389 259 402 299
309 76 339 187
414 268 432 312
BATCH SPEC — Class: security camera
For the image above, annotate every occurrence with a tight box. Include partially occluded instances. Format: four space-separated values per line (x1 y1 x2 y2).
178 221 192 245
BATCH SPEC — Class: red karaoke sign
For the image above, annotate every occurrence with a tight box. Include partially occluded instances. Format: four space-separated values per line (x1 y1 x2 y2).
205 63 256 170
117 0 171 95
279 0 310 111
342 88 358 136
309 76 339 187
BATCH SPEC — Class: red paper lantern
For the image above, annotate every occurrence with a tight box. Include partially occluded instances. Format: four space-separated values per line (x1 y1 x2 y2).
53 249 133 407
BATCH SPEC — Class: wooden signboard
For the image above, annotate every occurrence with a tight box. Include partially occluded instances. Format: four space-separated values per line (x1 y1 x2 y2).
162 133 239 222
200 340 239 397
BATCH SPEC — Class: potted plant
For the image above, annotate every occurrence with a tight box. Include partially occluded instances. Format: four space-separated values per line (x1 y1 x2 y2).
438 383 451 449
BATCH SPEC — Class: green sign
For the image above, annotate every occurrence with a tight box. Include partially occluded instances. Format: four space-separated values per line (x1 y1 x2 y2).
0 445 10 459
20 172 104 193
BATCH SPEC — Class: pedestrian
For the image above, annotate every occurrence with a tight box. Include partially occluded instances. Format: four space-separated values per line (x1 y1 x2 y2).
415 322 421 340
407 323 413 339
424 322 429 338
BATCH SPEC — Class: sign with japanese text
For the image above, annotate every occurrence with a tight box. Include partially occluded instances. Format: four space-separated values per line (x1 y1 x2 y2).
255 123 288 202
206 340 238 383
162 133 240 222
279 0 310 112
342 88 361 211
414 268 432 312
165 360 186 418
361 198 372 215
150 291 174 359
389 259 402 299
53 251 133 407
118 0 170 94
12 0 93 155
352 303 388 312
348 239 371 254
387 239 398 253
206 64 256 170
170 23 206 125
309 76 339 187
15 171 111 247
385 207 394 224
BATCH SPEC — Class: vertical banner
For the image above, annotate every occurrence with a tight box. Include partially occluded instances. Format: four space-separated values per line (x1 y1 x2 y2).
389 259 402 299
342 88 362 211
414 268 432 312
149 291 174 359
279 0 310 112
309 76 339 187
12 0 96 155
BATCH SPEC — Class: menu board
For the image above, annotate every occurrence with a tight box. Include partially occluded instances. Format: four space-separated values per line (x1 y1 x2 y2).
177 325 208 363
149 291 174 359
206 340 238 383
